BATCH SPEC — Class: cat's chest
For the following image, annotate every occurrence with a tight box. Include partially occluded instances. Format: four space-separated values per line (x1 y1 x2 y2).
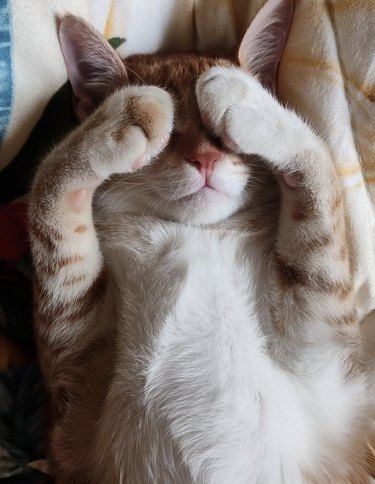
102 217 259 337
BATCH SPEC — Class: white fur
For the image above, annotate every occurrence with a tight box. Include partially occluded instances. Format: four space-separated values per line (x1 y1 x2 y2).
91 216 366 483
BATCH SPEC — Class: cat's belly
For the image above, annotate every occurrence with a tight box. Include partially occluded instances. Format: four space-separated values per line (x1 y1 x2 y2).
143 243 267 483
105 227 311 483
99 220 366 484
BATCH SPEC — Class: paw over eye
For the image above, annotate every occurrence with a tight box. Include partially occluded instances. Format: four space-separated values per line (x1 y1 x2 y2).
201 120 238 153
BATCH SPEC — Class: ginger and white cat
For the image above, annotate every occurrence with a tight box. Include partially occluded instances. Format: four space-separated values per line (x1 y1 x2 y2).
29 0 370 482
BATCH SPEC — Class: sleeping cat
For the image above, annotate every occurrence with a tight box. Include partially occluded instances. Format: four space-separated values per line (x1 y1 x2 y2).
29 0 371 482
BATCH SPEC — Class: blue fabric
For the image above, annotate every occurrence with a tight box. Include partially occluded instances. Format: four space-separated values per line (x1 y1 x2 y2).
0 0 13 145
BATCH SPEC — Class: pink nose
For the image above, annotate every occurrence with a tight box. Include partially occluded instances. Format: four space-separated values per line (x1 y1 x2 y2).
185 148 222 172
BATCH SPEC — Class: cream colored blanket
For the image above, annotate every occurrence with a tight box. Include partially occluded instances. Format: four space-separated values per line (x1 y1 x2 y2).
2 0 375 330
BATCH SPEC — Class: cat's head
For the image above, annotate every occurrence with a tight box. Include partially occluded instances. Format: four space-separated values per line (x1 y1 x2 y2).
59 0 294 225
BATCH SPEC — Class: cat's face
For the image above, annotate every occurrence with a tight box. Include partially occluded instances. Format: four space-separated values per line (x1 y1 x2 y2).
101 54 251 225
60 4 294 224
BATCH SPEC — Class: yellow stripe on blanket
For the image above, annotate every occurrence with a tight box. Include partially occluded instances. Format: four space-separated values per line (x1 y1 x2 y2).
337 163 375 177
104 0 115 39
331 0 375 13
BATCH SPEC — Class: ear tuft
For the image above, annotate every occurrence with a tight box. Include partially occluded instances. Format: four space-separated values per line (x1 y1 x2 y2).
59 14 128 121
239 0 294 92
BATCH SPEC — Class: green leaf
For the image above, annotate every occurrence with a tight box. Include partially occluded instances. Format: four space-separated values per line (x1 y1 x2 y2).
108 37 126 50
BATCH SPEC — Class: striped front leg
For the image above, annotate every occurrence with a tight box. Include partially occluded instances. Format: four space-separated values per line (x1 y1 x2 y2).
30 84 173 361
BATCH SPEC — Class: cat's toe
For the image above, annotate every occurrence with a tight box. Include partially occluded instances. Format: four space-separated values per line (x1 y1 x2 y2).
128 86 174 159
196 66 250 136
98 86 174 175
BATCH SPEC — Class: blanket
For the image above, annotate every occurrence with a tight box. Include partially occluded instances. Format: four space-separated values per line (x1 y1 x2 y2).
1 0 375 480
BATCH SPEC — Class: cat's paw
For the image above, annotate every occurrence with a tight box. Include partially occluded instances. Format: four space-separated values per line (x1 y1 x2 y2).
88 85 174 178
196 66 277 155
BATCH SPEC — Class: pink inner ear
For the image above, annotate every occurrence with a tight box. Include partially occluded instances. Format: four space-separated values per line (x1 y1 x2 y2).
238 0 295 93
59 15 128 121
59 24 87 98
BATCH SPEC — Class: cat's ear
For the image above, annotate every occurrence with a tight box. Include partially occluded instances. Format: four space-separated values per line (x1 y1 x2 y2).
59 15 128 122
238 0 294 92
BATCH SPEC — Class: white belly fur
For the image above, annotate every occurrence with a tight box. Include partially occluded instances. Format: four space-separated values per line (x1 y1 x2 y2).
101 221 366 484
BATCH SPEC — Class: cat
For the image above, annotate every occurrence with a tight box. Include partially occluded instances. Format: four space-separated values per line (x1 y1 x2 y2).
29 0 371 482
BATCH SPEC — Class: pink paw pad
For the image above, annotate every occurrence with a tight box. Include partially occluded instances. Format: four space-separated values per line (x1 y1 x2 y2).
69 189 89 212
131 155 147 171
